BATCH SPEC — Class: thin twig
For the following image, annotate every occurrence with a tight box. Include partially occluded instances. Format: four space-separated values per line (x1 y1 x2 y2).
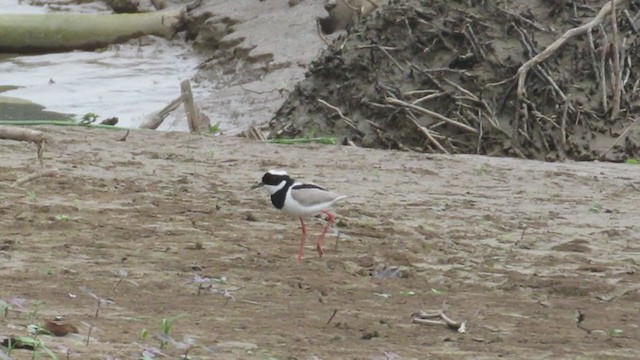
325 309 338 326
355 44 398 51
516 0 626 99
534 118 551 152
587 28 600 81
463 24 486 60
442 79 498 125
386 97 479 134
412 311 466 333
411 91 449 104
117 129 130 142
623 9 638 32
600 24 609 111
494 5 547 31
375 45 405 72
561 99 569 147
409 63 445 90
240 85 283 95
13 168 60 187
513 25 572 108
476 116 483 154
620 38 629 95
407 113 449 153
317 98 359 131
316 18 332 47
610 0 621 120
599 117 639 159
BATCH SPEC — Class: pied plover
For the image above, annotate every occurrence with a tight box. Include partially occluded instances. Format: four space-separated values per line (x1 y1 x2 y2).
252 170 348 260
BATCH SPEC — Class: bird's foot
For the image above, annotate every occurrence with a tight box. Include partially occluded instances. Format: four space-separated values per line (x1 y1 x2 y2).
315 242 324 258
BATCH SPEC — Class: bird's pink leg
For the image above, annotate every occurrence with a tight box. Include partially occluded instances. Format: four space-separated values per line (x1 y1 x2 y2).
297 217 306 261
315 210 335 257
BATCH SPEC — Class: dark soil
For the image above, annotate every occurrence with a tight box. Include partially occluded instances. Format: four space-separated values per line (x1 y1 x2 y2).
267 0 640 162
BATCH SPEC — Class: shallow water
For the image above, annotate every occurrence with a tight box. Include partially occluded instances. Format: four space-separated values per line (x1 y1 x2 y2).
0 0 206 129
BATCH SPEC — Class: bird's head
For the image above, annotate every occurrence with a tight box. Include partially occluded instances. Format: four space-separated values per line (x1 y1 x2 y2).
251 169 291 194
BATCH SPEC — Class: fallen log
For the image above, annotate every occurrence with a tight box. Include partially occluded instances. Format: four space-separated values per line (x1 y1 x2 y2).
180 80 210 133
139 96 183 130
0 7 184 53
0 125 49 169
14 168 61 187
0 125 60 187
0 125 48 147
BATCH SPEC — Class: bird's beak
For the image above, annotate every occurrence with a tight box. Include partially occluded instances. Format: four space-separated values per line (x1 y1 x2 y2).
251 181 264 189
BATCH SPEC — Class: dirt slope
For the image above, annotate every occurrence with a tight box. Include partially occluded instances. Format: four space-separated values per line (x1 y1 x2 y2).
267 0 640 161
1 126 639 359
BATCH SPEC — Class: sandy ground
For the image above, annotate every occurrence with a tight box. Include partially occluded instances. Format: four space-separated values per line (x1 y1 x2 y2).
1 126 639 359
163 0 330 134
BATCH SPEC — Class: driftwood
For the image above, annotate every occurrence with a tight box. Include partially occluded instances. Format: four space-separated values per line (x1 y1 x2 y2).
181 80 207 133
139 80 210 132
0 126 47 168
0 125 60 186
0 8 183 53
14 168 61 187
182 79 197 132
139 96 183 130
0 126 47 144
412 310 466 333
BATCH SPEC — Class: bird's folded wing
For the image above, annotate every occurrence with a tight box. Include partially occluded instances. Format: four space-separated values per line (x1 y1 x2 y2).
290 185 346 207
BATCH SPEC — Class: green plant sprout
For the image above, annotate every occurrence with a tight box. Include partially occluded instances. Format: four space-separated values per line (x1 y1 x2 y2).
265 125 340 145
26 191 37 202
3 336 58 360
304 127 317 138
26 323 58 360
0 299 10 317
475 164 490 175
589 200 602 214
158 315 187 349
80 112 99 124
609 328 624 337
208 123 221 135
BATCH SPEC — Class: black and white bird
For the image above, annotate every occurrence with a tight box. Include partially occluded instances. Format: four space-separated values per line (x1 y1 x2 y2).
252 170 348 260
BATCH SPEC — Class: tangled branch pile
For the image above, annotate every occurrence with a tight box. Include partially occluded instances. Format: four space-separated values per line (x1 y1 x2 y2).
266 0 640 161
